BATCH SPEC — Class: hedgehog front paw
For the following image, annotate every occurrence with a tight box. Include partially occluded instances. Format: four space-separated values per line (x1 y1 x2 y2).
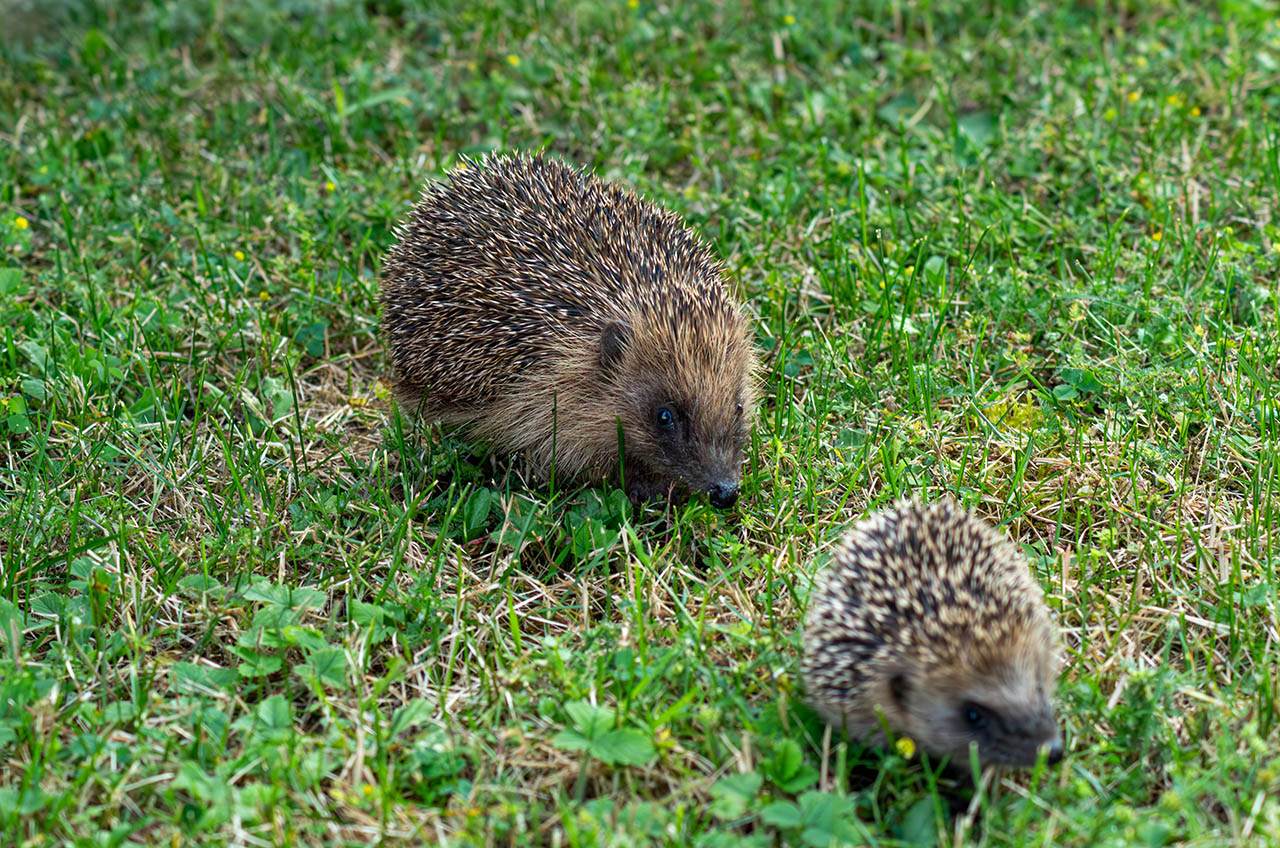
623 469 684 506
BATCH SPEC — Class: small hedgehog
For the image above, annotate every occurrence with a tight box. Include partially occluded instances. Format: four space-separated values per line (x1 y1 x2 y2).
802 499 1063 768
380 152 757 508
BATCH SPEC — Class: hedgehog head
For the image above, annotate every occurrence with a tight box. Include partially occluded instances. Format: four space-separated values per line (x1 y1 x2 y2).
871 606 1061 768
598 285 756 508
802 499 1064 768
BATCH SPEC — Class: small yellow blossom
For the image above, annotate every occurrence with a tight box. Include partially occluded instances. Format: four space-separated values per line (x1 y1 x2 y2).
904 265 914 276
895 736 916 759
1128 91 1140 103
336 283 343 295
1190 106 1201 117
1103 107 1118 121
259 290 270 301
628 0 638 7
234 250 245 261
1166 93 1181 107
13 216 28 230
1151 231 1163 242
362 784 374 797
506 54 520 67
783 14 796 24
325 180 336 192
39 165 48 174
1135 56 1148 68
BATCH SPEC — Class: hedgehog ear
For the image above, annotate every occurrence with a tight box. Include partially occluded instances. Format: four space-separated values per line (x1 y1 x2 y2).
889 673 911 708
600 321 631 372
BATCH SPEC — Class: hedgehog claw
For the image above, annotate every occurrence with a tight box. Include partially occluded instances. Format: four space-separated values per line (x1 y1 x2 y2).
624 472 684 507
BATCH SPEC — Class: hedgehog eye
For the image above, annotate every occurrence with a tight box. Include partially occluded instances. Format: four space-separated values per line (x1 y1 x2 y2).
735 402 744 416
654 407 676 429
962 702 989 731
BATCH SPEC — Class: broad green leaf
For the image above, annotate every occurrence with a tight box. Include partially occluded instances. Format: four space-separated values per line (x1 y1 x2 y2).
551 729 593 753
0 598 21 649
230 647 282 678
294 647 348 689
564 700 614 737
760 801 804 828
20 379 45 401
390 699 437 736
0 267 23 295
776 764 820 793
244 583 326 610
898 797 940 846
171 662 237 694
177 574 223 595
708 771 763 820
101 701 138 723
768 738 804 781
592 728 656 766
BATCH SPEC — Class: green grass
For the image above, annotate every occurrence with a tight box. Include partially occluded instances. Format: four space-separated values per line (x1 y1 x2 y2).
2 0 1279 844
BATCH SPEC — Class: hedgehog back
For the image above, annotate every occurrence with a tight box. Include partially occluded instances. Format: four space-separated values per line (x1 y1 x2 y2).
380 153 734 419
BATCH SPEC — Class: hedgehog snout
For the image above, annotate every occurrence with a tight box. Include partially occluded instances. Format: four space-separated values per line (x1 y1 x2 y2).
707 481 739 509
695 461 743 509
982 705 1063 767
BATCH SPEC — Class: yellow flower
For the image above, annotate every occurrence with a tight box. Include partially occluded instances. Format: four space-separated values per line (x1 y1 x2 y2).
259 290 270 301
1103 107 1118 121
325 180 336 192
628 0 638 7
1151 231 1162 242
1128 90 1140 103
1166 93 1182 106
362 784 374 797
895 736 916 759
13 216 28 230
234 250 245 261
336 283 343 295
1190 106 1201 117
783 14 795 24
506 54 520 67
904 265 914 276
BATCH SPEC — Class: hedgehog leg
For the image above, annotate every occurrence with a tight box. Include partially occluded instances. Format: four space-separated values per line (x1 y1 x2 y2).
623 465 687 506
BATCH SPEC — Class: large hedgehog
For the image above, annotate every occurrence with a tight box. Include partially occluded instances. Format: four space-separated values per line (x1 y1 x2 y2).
802 499 1064 768
380 152 757 508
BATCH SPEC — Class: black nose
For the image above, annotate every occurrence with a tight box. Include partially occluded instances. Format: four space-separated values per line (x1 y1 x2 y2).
1046 742 1064 765
707 482 739 509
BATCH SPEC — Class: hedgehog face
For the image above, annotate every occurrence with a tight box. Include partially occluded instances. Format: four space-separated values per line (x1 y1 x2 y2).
641 394 749 507
601 319 754 508
614 384 750 508
890 634 1062 768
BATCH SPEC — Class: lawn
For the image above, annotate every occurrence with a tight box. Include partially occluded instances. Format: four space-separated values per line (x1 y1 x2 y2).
2 0 1279 845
